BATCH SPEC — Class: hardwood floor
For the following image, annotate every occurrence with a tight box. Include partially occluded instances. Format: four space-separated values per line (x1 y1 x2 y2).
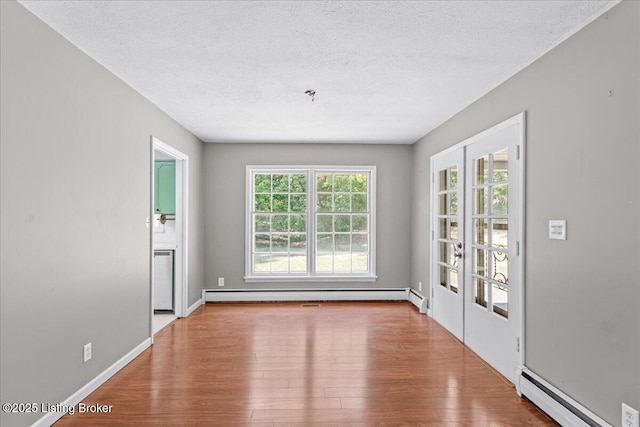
55 302 557 426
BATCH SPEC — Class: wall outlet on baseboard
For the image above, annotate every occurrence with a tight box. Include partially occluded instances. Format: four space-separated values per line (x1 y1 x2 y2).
623 403 639 427
83 342 92 363
218 277 224 287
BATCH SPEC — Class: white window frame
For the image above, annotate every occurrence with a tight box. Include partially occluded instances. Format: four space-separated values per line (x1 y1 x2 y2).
245 165 377 282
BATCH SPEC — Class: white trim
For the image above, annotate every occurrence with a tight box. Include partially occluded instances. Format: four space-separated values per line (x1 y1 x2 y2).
203 288 409 302
408 289 428 313
186 298 203 316
244 275 378 283
432 112 525 158
151 136 189 327
517 112 526 372
31 339 151 427
518 368 611 427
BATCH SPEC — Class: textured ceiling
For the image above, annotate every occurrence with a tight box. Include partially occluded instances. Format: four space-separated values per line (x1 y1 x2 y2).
18 1 619 144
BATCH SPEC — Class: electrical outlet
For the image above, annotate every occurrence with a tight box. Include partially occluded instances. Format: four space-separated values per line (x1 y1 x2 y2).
218 277 224 287
418 281 422 291
83 343 92 363
623 403 639 427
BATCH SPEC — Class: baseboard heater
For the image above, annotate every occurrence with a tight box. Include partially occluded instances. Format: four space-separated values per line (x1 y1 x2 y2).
408 289 428 313
202 288 409 303
518 368 610 427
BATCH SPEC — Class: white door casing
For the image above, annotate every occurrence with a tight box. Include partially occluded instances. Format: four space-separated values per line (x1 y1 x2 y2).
150 136 189 340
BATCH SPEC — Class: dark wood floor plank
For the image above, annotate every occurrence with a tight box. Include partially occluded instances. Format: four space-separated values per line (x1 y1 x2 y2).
54 302 556 426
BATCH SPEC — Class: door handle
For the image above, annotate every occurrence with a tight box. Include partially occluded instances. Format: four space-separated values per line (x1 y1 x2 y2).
455 242 463 258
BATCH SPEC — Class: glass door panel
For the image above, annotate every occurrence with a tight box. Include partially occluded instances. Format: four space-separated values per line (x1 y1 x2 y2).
432 147 464 341
463 117 522 384
469 148 510 317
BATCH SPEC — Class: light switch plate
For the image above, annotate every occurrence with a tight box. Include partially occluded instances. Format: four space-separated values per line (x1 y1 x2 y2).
623 403 639 427
549 220 567 240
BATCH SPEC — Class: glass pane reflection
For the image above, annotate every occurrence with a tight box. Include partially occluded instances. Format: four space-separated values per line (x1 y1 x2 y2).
474 219 488 246
492 248 508 285
474 248 487 276
492 149 508 183
450 269 458 293
475 188 487 215
476 156 488 185
491 218 508 248
492 283 508 318
492 184 508 215
475 278 488 308
450 221 459 241
439 264 447 288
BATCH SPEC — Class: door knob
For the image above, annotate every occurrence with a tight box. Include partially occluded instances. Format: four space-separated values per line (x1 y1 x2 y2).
455 242 463 258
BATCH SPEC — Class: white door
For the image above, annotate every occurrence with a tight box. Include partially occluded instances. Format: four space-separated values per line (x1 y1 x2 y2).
431 148 464 341
463 122 522 383
431 114 523 384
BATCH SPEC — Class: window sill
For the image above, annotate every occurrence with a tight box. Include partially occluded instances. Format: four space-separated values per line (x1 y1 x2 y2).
244 275 378 283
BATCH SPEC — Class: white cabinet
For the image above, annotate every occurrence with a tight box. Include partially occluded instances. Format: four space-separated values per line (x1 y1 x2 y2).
153 251 174 310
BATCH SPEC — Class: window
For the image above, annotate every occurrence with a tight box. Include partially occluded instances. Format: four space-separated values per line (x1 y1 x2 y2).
245 166 376 281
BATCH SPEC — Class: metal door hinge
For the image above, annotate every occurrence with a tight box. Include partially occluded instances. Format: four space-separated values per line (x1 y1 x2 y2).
516 241 520 256
517 145 521 160
516 337 520 353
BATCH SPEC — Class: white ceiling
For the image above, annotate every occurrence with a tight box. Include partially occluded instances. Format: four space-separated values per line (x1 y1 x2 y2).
19 0 619 144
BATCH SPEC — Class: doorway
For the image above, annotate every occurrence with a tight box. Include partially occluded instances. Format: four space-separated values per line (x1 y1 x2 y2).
151 136 189 339
430 113 524 383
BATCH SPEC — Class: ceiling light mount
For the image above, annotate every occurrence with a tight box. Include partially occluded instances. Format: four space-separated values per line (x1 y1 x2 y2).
304 90 316 102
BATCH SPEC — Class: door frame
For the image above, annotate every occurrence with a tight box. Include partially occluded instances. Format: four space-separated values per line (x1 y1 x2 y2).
150 136 189 341
429 112 526 382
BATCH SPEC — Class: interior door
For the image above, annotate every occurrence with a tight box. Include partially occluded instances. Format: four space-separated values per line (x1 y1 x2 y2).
431 148 464 341
463 122 521 383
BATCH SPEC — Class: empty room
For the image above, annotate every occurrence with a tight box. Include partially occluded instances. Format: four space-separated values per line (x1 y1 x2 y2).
1 1 638 426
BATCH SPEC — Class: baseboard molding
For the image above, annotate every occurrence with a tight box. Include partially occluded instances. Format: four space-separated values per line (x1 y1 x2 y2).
186 298 203 316
32 338 151 427
203 288 410 303
408 289 428 313
518 368 610 427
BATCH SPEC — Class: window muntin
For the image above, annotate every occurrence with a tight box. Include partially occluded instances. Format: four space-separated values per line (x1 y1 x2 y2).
246 166 376 281
471 148 509 318
251 172 308 274
315 172 370 274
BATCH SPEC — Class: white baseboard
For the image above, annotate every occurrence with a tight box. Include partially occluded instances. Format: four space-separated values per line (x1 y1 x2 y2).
408 289 428 313
31 289 421 426
32 338 151 427
518 368 610 427
203 288 410 303
186 298 203 316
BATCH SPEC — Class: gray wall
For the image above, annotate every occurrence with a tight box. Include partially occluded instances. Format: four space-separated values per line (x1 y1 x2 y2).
204 143 412 289
411 1 639 424
2 0 638 426
0 2 204 426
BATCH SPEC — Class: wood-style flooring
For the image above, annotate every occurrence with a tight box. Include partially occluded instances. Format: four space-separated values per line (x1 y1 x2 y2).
55 302 557 426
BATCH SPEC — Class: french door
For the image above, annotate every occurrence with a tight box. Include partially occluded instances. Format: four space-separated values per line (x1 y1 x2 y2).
431 114 523 383
432 148 464 341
